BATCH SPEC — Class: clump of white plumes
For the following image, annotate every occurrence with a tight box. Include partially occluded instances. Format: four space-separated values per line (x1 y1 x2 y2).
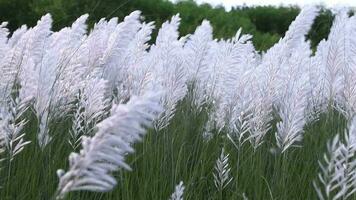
314 117 356 200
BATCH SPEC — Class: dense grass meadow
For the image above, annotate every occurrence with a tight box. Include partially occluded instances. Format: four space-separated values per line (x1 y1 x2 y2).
1 4 356 200
1 100 350 200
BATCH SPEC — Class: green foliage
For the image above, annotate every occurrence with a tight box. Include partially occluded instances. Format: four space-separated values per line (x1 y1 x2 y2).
0 0 333 51
307 8 333 48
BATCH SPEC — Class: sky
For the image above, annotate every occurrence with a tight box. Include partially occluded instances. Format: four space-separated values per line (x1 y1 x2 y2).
188 0 356 10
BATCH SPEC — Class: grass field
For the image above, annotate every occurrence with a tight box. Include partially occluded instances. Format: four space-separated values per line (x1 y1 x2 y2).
0 5 355 200
0 97 350 199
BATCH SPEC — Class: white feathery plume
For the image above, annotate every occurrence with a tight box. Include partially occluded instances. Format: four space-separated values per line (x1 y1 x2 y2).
48 14 90 114
101 11 141 65
8 25 27 48
116 21 155 102
318 9 348 107
24 14 52 66
253 6 318 152
275 84 308 152
0 98 30 162
306 41 328 121
283 6 319 50
154 62 187 130
20 14 90 148
220 32 255 105
14 14 52 105
0 22 13 100
247 75 273 149
145 14 188 131
213 148 233 191
336 13 356 119
101 11 142 90
0 22 34 102
82 17 119 74
202 28 257 144
227 110 252 149
0 22 32 158
56 92 162 198
125 22 155 98
169 181 185 200
1 16 47 98
275 41 311 152
7 14 54 148
155 14 181 47
0 22 9 60
314 134 343 200
81 78 110 130
69 95 85 150
185 20 213 111
184 20 213 83
126 21 155 64
69 77 109 149
338 117 356 198
258 6 319 110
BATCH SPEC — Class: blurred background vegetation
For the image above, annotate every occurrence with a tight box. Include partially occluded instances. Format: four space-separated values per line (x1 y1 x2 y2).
0 0 334 51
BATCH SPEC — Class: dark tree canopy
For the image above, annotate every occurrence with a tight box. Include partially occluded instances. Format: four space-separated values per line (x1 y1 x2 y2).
0 0 333 51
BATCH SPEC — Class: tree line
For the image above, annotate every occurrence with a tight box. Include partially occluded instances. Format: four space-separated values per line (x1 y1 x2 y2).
0 0 333 50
